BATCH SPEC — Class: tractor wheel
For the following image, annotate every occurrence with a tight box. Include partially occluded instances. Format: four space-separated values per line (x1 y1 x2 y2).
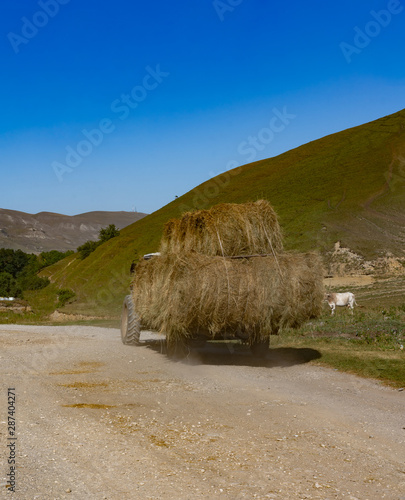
120 295 141 345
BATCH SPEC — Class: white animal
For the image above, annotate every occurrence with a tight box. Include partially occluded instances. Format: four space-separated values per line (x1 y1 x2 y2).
325 292 357 315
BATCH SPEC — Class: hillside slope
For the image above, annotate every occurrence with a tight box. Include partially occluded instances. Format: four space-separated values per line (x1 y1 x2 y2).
0 210 147 253
38 109 405 317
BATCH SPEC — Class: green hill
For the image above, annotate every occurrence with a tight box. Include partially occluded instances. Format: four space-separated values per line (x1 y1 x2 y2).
37 108 405 318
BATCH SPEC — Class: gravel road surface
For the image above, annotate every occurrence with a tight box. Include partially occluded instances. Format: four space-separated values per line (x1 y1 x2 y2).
0 325 404 499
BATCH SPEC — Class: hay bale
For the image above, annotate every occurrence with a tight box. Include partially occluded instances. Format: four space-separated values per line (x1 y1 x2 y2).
131 252 324 344
159 200 283 257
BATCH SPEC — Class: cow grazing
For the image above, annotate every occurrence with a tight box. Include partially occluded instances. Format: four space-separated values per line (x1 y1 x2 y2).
325 292 357 315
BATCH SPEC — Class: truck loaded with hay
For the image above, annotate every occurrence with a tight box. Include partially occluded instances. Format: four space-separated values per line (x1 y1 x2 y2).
121 200 324 358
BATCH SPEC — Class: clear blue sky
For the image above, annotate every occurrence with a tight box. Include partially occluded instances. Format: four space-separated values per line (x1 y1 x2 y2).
0 0 404 215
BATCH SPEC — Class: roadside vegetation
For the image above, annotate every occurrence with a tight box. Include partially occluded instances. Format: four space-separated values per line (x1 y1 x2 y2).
0 224 121 315
273 306 405 388
0 248 73 298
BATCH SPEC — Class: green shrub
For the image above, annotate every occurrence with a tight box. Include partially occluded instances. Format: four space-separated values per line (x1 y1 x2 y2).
38 250 74 269
17 274 50 291
77 225 120 259
57 288 76 307
0 271 22 298
99 224 120 243
77 240 100 260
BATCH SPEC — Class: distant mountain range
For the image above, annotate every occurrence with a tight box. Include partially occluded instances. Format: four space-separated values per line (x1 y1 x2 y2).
0 209 147 253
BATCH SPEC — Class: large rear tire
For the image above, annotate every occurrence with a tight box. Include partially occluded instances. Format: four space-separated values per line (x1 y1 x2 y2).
121 295 141 345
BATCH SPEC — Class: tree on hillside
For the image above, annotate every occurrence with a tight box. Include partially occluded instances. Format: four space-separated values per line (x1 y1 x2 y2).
77 224 121 259
77 240 99 260
99 224 120 243
0 248 30 277
0 271 22 298
16 273 49 292
38 250 74 269
0 248 61 297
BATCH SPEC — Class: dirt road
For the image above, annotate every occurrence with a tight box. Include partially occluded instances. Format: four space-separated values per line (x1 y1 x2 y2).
1 325 404 499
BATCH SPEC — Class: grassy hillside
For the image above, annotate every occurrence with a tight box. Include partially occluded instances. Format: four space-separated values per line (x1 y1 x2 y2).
36 108 405 318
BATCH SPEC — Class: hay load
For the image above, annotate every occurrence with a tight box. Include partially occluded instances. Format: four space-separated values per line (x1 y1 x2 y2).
123 199 325 354
160 200 283 257
132 251 324 344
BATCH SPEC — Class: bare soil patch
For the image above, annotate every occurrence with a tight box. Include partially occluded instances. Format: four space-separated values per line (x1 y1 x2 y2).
324 275 375 288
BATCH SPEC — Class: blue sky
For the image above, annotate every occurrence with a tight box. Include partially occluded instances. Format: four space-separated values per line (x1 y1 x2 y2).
0 0 404 215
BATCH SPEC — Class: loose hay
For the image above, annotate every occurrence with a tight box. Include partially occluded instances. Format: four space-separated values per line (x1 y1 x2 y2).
131 252 324 345
160 200 283 257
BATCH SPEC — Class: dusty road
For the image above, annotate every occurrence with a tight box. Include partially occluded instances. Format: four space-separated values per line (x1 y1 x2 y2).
0 325 404 500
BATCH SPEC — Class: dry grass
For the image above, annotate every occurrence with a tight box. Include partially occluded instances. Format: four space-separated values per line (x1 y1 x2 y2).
131 200 324 345
131 252 324 345
159 200 283 257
